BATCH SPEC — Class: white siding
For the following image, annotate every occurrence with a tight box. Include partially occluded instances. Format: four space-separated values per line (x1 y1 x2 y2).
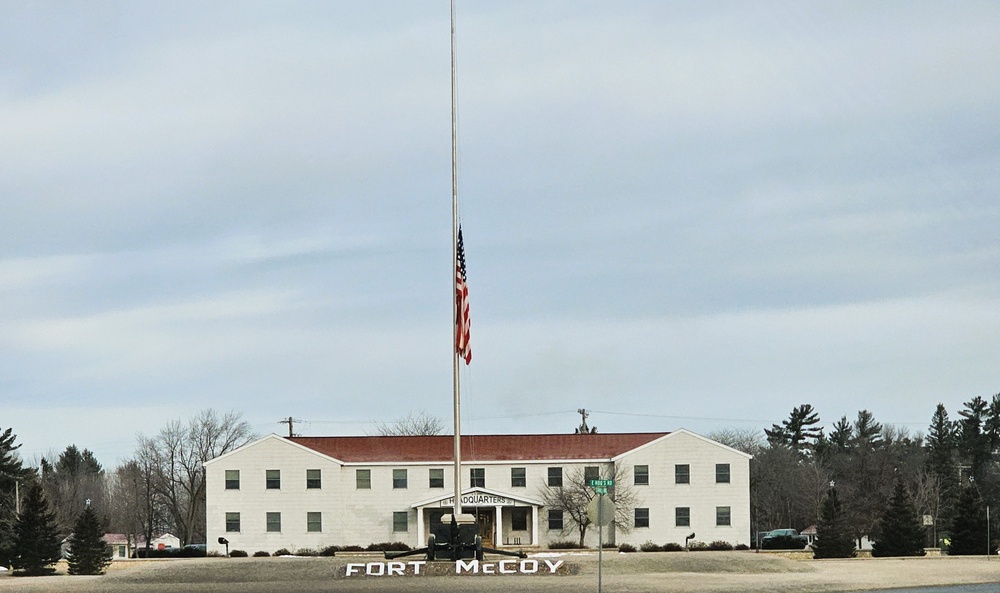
205 430 750 554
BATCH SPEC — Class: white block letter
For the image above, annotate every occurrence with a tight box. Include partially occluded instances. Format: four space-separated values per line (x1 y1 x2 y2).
366 562 385 576
409 560 426 575
544 560 564 573
520 559 538 573
498 559 516 574
346 563 363 576
456 559 479 574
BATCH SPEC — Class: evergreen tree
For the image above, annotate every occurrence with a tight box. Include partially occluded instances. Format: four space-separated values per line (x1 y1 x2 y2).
958 396 990 483
67 506 112 575
0 427 31 567
765 404 823 455
11 483 62 576
872 481 926 557
949 485 994 555
812 486 856 558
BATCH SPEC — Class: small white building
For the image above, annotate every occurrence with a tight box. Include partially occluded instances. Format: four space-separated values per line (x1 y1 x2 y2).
204 429 750 555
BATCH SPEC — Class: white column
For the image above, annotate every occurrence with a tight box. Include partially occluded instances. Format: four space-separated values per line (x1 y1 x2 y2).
495 506 502 546
531 506 539 546
416 507 425 545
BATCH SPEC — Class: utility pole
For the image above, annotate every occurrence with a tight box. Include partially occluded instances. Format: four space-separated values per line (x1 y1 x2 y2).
278 417 300 438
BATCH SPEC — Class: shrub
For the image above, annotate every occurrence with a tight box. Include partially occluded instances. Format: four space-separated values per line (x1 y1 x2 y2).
273 548 292 556
295 548 318 557
339 545 364 552
366 542 410 552
548 540 584 549
761 535 807 550
618 543 637 553
661 542 684 552
319 545 338 557
734 544 750 551
640 541 661 552
688 541 709 551
230 550 248 558
253 551 270 557
707 540 734 551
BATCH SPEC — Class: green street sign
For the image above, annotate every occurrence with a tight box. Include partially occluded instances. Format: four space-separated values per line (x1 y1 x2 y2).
594 486 608 494
588 479 614 487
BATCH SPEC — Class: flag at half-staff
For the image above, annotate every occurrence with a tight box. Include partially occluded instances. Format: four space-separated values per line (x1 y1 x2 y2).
455 226 472 364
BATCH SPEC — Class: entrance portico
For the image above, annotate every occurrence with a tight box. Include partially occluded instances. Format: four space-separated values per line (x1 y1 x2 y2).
412 488 543 548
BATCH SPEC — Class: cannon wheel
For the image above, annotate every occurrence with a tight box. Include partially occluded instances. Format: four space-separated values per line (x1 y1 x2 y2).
426 534 436 561
475 535 484 561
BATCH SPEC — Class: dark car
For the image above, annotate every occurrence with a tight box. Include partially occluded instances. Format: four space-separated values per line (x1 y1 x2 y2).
760 528 809 550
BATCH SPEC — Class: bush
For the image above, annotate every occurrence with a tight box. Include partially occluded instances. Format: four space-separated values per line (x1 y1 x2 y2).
273 548 292 556
548 540 584 550
640 541 661 552
338 545 364 552
230 550 248 558
707 540 734 551
319 545 338 557
688 541 709 551
618 543 637 553
253 551 270 557
761 535 807 550
661 542 684 552
295 548 318 557
734 544 750 551
366 542 410 552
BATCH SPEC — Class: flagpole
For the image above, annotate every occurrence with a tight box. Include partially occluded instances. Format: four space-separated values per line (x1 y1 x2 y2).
450 0 462 520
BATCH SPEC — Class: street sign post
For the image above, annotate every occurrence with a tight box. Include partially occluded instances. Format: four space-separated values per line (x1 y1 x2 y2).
587 479 615 593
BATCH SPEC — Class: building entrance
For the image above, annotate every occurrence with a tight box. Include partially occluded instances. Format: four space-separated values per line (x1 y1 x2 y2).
473 508 495 547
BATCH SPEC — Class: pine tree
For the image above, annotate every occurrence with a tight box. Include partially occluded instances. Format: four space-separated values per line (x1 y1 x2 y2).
812 486 856 558
66 506 112 575
871 481 926 557
11 482 62 576
0 427 31 567
949 485 993 555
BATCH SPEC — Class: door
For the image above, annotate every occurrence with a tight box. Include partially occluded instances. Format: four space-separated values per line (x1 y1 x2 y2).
475 508 494 547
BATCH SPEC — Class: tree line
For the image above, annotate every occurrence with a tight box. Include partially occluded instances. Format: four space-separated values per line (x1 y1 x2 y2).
712 394 1000 553
0 409 254 575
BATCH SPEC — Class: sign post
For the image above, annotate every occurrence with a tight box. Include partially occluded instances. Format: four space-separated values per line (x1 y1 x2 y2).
588 479 615 593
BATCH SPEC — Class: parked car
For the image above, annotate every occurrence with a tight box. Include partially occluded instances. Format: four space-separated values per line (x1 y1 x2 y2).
760 528 809 550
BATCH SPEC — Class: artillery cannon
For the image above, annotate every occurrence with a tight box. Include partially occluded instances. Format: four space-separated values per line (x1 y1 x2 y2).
385 513 527 562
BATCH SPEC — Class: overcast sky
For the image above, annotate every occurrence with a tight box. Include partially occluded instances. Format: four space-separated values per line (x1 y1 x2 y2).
3 1 998 467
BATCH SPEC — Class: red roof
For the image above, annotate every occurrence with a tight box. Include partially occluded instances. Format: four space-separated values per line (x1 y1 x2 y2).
288 433 669 463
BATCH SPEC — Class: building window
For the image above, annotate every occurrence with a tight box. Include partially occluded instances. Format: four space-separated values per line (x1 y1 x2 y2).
716 506 731 526
306 469 322 489
470 468 485 488
511 508 529 531
225 470 240 490
675 507 690 527
511 467 526 488
307 512 322 533
393 469 408 489
393 511 409 532
675 464 690 484
429 468 445 489
266 469 281 490
716 463 730 484
356 469 371 489
225 512 241 532
634 465 649 486
635 508 650 528
548 509 563 530
584 466 600 483
266 512 281 532
548 467 563 487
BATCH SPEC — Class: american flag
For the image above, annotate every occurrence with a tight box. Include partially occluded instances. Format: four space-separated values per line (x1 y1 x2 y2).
455 227 472 364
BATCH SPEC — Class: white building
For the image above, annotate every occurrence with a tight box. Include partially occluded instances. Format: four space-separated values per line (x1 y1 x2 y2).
204 429 750 555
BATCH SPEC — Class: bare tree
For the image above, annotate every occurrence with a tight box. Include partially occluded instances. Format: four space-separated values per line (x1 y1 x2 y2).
538 462 640 547
106 456 164 556
709 427 765 457
137 409 255 545
374 411 445 436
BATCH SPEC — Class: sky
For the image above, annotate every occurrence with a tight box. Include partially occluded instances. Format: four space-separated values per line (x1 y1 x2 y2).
2 1 999 468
